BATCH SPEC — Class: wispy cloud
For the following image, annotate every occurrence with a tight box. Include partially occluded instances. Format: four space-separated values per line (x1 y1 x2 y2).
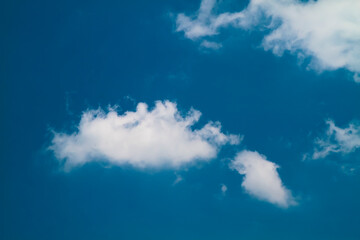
230 150 296 208
49 100 240 170
220 183 227 195
200 40 222 50
175 0 360 80
176 0 246 40
173 173 184 185
313 120 360 159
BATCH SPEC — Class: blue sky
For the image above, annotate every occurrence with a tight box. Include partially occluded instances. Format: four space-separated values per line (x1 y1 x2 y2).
1 0 360 239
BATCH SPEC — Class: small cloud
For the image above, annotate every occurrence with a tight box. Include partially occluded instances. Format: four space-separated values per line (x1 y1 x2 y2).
230 150 296 208
220 183 227 195
301 153 310 162
200 40 222 50
173 173 183 185
312 119 360 159
123 95 137 106
354 73 360 83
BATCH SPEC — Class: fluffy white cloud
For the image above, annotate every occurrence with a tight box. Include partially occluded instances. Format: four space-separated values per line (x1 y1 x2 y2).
313 120 360 159
230 150 296 208
176 0 360 79
50 100 240 170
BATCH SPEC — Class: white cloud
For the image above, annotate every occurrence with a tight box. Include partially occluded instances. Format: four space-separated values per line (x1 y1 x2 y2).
221 183 228 195
354 74 360 83
313 120 360 159
173 173 183 185
50 100 240 170
176 0 360 80
200 40 222 50
176 0 246 40
230 150 296 208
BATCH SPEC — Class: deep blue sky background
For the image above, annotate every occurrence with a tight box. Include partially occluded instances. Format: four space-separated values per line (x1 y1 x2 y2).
1 0 360 239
